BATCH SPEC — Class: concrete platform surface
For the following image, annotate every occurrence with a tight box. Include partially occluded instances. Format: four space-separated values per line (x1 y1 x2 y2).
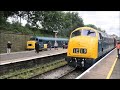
110 57 120 79
0 48 67 65
77 49 117 79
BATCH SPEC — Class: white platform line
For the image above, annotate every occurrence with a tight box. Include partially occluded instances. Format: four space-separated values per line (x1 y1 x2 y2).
0 50 35 55
0 48 64 55
75 48 116 79
0 51 66 65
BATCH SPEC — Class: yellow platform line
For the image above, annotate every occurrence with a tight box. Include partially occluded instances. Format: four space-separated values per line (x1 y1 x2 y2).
106 56 118 79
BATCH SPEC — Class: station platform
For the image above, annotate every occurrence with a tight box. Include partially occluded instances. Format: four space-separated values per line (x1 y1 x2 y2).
0 48 67 65
76 48 120 79
110 55 120 79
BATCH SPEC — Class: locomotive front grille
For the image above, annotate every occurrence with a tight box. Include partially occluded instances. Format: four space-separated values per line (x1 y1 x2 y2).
73 48 87 54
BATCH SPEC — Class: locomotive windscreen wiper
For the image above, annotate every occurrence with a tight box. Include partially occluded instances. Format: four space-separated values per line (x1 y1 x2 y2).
87 31 95 35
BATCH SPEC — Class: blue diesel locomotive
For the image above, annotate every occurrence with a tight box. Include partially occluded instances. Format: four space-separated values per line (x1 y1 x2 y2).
66 27 116 69
27 36 68 50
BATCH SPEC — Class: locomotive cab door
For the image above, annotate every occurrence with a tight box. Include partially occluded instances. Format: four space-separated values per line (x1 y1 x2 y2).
98 33 103 57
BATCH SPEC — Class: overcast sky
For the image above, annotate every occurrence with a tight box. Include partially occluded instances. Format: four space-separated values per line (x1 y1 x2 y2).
75 11 120 37
8 11 120 37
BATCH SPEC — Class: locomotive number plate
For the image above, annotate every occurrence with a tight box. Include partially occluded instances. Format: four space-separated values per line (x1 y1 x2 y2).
73 48 87 54
80 48 87 54
73 48 79 53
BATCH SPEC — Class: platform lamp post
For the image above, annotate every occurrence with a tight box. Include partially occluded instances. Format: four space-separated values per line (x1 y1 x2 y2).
53 30 58 48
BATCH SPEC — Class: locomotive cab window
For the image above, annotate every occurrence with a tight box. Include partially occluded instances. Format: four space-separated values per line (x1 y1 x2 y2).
82 30 96 37
71 29 96 38
71 30 81 38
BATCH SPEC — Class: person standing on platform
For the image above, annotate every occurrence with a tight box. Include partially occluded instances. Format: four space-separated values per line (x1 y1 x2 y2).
54 41 58 50
35 41 39 53
7 41 12 54
62 42 65 49
116 41 120 58
48 41 52 50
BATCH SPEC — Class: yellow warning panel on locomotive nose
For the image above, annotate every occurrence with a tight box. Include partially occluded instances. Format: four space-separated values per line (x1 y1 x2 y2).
67 36 98 59
67 27 98 59
27 41 36 49
44 44 47 49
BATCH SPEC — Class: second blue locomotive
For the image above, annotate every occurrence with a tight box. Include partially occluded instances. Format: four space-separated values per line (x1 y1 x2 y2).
27 36 68 50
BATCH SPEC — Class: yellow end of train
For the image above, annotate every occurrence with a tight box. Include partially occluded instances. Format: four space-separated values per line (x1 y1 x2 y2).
26 41 36 50
67 36 98 59
67 27 98 59
66 27 115 69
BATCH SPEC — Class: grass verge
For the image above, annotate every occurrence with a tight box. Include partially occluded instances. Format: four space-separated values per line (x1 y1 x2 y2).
0 59 67 79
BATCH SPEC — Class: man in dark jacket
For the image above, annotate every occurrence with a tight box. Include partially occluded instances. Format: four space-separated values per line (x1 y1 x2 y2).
7 41 12 53
35 41 39 53
48 41 52 50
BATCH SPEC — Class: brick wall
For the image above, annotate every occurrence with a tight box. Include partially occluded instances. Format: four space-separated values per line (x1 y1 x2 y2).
0 32 32 53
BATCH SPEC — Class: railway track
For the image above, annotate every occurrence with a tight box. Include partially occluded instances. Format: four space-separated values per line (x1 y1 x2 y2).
0 50 66 75
1 49 112 79
31 49 116 79
30 65 82 79
59 68 83 79
0 59 67 79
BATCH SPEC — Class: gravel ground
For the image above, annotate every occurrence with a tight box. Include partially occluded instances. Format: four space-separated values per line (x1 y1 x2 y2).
60 69 83 79
32 65 75 79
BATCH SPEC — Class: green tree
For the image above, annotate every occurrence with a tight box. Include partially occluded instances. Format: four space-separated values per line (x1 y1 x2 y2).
41 11 65 33
84 24 97 29
63 12 84 37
